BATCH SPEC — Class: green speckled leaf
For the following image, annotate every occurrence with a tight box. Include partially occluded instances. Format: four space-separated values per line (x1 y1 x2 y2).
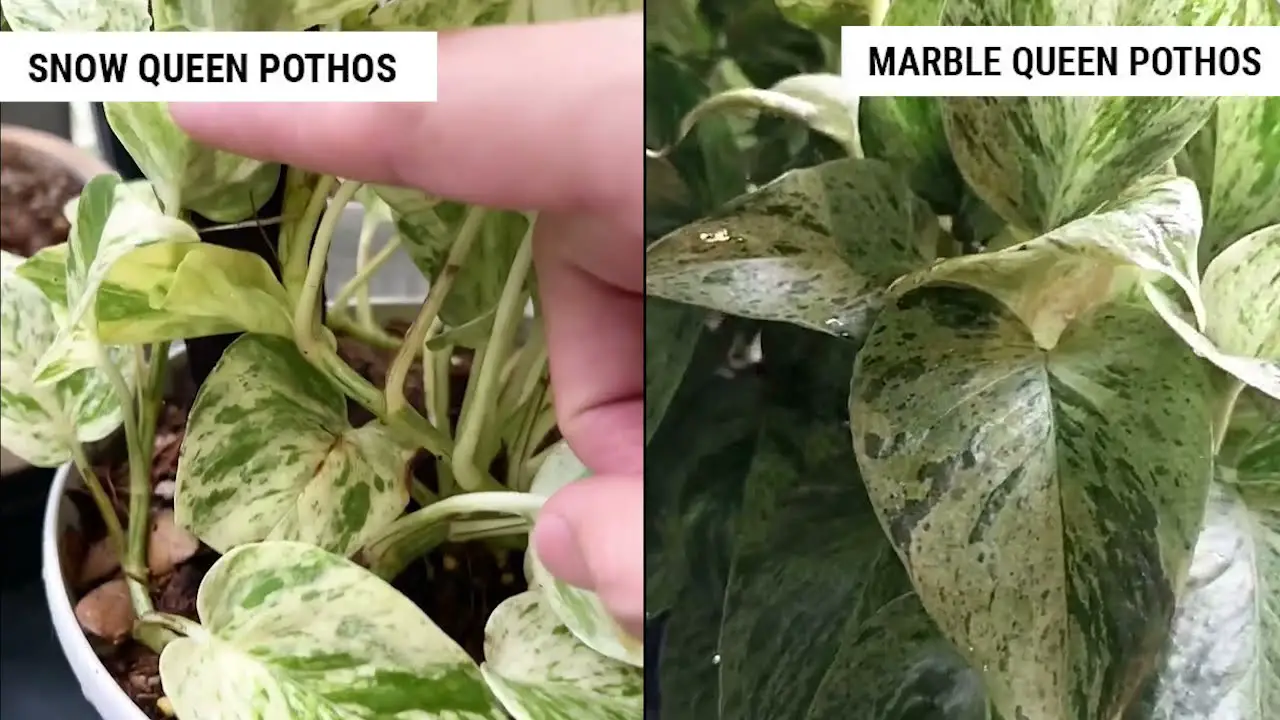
646 158 939 339
32 175 201 386
894 175 1204 348
527 441 643 668
644 299 706 444
20 242 293 347
1146 224 1280 400
368 0 516 28
850 284 1216 720
0 0 149 29
1126 458 1279 720
939 0 1238 234
775 0 888 34
857 0 962 214
105 102 279 222
159 540 502 720
152 0 373 29
481 591 642 720
716 404 989 720
0 251 128 467
175 334 412 556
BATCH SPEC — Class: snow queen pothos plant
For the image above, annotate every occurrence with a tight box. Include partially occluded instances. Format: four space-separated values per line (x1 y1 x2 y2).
645 0 1278 718
0 1 642 718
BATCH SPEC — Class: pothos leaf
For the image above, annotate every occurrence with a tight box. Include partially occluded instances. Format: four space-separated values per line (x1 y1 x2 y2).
1126 456 1280 720
158 540 502 720
892 175 1204 349
857 0 962 215
645 158 939 340
655 73 861 157
32 175 201 386
713 404 989 720
774 0 889 36
939 0 1238 234
105 102 279 222
175 334 413 556
0 0 150 30
20 242 293 347
367 0 517 28
644 298 707 445
151 0 374 29
1146 224 1280 400
0 251 128 467
481 591 643 720
850 285 1216 720
527 441 643 668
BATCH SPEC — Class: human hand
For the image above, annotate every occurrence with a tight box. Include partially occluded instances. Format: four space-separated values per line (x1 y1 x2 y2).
170 14 643 637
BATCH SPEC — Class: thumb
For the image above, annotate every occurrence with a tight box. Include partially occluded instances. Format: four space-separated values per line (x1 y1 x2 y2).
532 474 643 638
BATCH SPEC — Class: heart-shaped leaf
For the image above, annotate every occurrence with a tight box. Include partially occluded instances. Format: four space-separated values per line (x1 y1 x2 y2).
850 284 1216 720
20 242 293 347
939 0 1238 234
481 591 643 720
105 102 279 222
151 0 374 30
175 334 412 556
856 0 962 214
1146 224 1279 400
893 174 1205 348
0 250 129 467
159 540 502 720
526 441 643 667
646 157 939 340
0 0 150 30
32 175 201 385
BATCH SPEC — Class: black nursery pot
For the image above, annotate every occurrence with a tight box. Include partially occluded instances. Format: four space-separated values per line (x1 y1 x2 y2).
90 103 145 181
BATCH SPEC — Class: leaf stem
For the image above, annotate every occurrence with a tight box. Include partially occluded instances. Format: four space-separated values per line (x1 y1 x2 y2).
67 443 127 580
282 174 336 305
452 224 535 492
1212 377 1245 454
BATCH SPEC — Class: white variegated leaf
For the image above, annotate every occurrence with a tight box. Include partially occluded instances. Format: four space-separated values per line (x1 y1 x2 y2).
32 175 201 385
19 241 293 346
159 540 503 720
1146 224 1280 400
891 175 1204 348
481 591 643 720
775 0 889 31
175 334 413 556
646 158 939 339
940 0 1239 234
0 251 128 467
151 0 374 29
104 102 279 222
0 0 150 30
529 0 642 20
367 0 517 28
526 441 643 668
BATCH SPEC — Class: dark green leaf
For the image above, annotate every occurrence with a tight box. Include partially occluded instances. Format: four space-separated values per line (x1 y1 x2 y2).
645 298 709 444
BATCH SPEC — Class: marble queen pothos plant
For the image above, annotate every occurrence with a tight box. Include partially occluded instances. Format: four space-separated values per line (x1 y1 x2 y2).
644 0 1278 718
0 0 642 718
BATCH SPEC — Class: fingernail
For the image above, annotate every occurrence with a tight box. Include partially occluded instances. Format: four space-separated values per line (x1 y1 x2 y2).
532 512 593 590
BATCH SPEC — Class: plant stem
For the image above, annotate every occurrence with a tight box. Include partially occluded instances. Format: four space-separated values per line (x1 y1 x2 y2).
137 612 205 640
385 207 488 420
1213 378 1245 454
282 174 337 306
449 517 531 543
452 227 535 492
67 443 127 575
507 381 549 489
497 321 547 426
326 309 403 351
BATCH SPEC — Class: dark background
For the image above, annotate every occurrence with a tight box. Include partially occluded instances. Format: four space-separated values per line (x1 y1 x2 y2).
1 101 120 719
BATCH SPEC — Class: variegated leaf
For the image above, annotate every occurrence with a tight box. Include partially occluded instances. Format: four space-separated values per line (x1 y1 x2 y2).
645 158 940 339
105 102 279 222
1147 224 1280 400
775 0 889 34
481 591 642 720
0 0 150 30
368 0 516 28
33 175 201 386
528 0 642 21
850 285 1216 720
714 404 989 720
1126 453 1280 720
0 251 128 467
175 334 413 556
527 441 642 668
940 0 1238 234
857 0 962 214
657 73 861 158
151 0 374 29
893 175 1204 348
159 540 502 720
20 242 293 346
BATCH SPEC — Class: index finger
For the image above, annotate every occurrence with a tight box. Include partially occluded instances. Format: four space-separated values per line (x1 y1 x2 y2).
169 14 642 224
